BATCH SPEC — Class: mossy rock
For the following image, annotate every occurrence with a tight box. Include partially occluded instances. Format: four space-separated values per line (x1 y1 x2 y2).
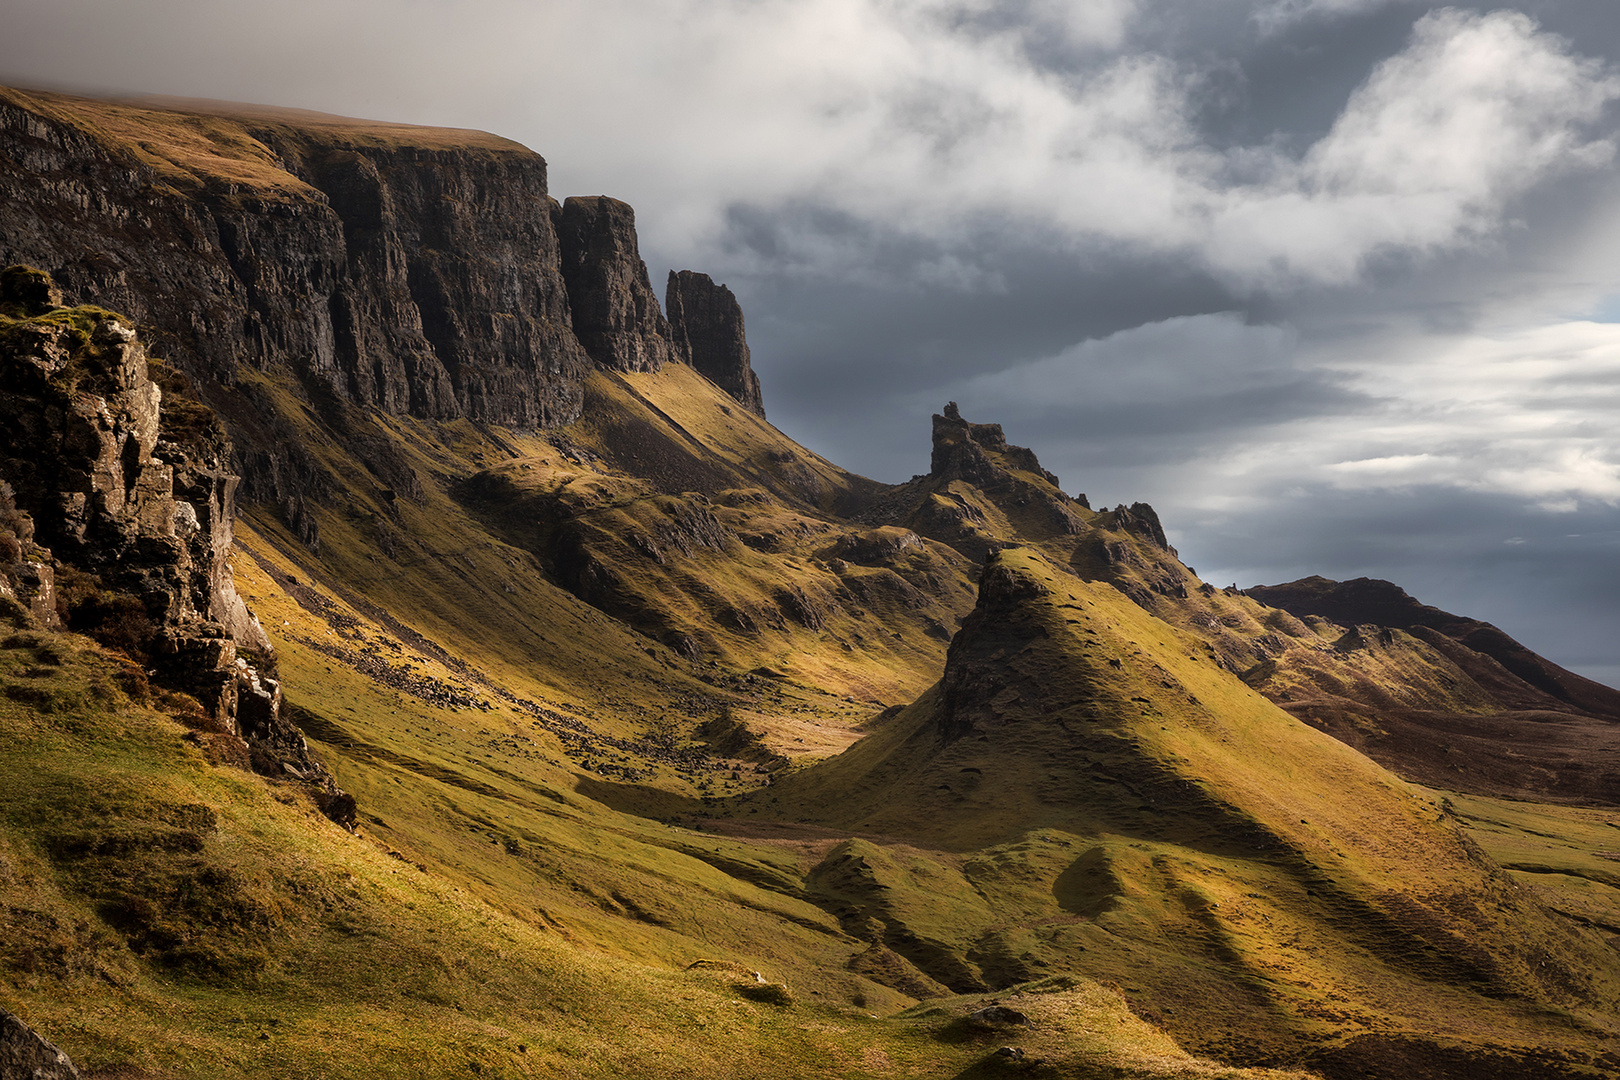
734 980 794 1006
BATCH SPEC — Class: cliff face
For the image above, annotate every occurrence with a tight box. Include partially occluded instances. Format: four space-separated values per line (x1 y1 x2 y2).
556 196 677 373
278 137 592 426
665 270 765 416
0 89 703 431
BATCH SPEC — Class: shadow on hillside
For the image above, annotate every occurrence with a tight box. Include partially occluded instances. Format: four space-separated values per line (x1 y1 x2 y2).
572 774 714 820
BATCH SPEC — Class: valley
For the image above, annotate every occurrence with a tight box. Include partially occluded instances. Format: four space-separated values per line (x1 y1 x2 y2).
1 85 1617 1080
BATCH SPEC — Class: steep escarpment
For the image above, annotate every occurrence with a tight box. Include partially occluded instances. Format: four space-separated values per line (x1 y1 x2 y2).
0 88 747 437
665 270 765 416
0 88 591 426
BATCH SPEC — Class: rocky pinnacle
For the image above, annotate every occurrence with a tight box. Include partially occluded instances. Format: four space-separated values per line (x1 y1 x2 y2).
665 270 765 417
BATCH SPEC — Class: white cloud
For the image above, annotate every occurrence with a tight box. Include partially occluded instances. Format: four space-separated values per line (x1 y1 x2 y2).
1199 317 1620 511
1206 10 1620 285
553 5 1614 290
1251 0 1417 34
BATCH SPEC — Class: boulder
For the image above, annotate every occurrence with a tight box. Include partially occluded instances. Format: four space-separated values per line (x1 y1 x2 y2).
967 1005 1031 1028
0 1008 82 1080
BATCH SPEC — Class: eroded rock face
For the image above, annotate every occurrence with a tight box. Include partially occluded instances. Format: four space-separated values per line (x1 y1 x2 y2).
0 90 590 428
665 270 765 416
0 270 351 823
0 288 265 683
930 401 1064 491
1102 502 1173 554
556 196 676 373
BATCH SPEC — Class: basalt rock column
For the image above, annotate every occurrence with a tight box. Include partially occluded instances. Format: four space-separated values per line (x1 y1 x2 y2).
555 196 676 373
665 270 765 417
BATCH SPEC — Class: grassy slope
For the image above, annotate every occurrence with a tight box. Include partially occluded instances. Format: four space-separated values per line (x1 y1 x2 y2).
0 587 1321 1078
761 549 1620 1073
1444 792 1620 947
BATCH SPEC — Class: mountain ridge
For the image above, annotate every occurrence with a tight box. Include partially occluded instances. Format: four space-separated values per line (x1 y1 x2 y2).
1 85 1618 1080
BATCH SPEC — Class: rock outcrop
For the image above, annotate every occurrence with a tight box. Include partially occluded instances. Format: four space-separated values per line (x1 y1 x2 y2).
0 1008 81 1080
1097 501 1173 554
556 196 676 373
0 267 352 825
894 403 1088 562
665 270 765 416
0 88 591 427
930 402 1061 489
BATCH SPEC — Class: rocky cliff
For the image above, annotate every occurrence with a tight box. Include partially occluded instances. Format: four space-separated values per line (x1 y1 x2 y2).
0 88 754 435
0 86 779 570
556 196 678 373
665 270 765 416
0 89 588 427
0 265 352 824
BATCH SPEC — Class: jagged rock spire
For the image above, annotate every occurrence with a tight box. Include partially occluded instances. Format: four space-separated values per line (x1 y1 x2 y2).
665 270 765 417
555 196 677 373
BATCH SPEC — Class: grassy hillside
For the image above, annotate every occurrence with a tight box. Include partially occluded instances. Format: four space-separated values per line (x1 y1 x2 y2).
0 577 1330 1079
762 548 1620 1076
4 89 1620 1080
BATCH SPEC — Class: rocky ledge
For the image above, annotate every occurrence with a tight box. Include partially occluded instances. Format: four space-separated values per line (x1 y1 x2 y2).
0 265 353 826
666 270 765 416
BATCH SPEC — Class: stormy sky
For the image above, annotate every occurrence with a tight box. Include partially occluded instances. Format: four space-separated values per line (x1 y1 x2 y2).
4 0 1620 684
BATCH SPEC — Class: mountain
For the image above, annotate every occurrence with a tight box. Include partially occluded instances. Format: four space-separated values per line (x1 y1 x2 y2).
1242 577 1620 805
2 85 1619 1080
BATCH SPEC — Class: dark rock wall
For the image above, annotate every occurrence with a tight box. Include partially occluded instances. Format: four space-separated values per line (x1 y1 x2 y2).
665 270 765 416
555 196 676 373
0 96 316 391
0 91 594 428
280 139 591 425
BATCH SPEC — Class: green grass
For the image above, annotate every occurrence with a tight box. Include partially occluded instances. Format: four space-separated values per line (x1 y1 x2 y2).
1442 791 1620 941
0 621 1334 1078
755 548 1620 1071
